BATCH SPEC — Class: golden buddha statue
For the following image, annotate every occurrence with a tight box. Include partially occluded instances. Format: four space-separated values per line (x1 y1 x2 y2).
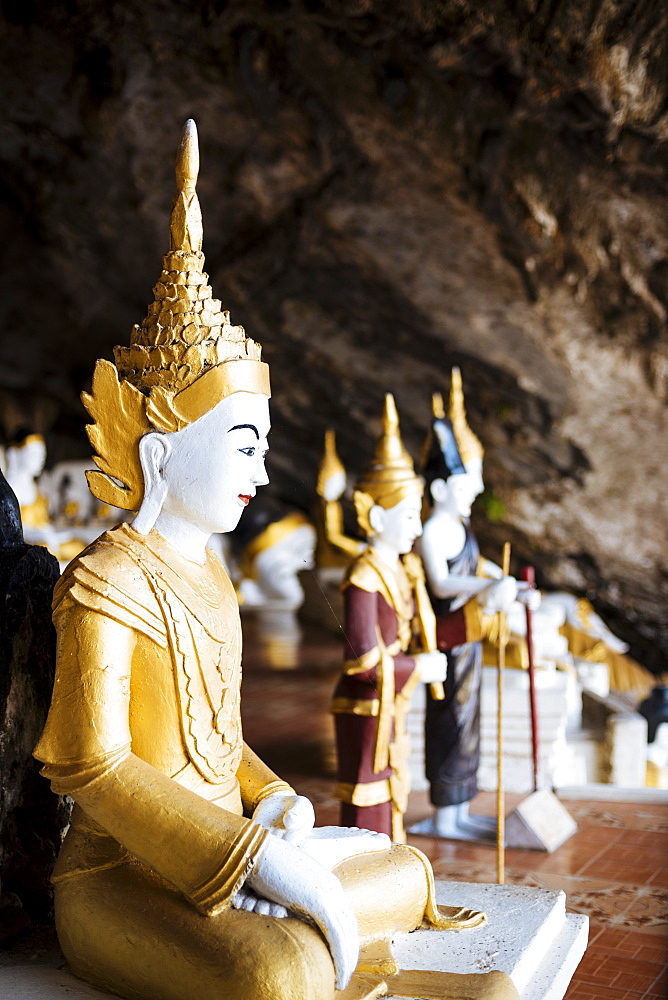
34 122 518 1000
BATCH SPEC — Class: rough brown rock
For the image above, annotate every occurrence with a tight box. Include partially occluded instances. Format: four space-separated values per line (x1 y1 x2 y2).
0 471 68 939
0 1 665 667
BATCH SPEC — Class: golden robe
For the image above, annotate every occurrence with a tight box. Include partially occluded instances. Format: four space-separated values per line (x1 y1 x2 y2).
34 524 517 1000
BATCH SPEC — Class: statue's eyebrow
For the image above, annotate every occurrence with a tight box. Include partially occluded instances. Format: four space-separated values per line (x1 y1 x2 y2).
228 423 259 438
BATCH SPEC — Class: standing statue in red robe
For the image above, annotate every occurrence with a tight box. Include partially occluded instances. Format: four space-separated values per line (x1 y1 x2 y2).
331 395 447 842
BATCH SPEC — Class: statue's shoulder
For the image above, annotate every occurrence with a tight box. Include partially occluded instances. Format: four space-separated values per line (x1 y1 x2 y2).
56 523 148 591
54 524 166 645
343 547 382 594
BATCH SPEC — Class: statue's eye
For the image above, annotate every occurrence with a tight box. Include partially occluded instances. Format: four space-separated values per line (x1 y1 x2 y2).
238 447 256 457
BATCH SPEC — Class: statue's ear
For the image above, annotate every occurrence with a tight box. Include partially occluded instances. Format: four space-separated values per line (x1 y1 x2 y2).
368 503 385 535
430 477 448 503
138 432 171 485
133 433 172 535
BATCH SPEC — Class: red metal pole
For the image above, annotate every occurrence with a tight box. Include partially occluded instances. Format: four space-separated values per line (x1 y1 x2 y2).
522 566 540 792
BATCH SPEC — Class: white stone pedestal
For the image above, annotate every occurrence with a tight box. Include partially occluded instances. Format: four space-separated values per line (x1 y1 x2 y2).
478 667 577 794
389 881 588 1000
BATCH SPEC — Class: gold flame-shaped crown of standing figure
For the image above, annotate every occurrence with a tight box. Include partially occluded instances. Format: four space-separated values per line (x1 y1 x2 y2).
316 429 346 498
83 120 271 511
449 367 483 465
353 394 423 534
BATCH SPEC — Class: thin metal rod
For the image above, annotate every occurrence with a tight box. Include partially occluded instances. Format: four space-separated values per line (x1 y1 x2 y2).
496 542 511 885
522 565 540 792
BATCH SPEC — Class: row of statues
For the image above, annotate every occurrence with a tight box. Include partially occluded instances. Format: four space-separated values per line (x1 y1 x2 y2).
327 382 539 845
1 431 317 608
321 377 656 840
30 121 517 1000
1 404 638 689
0 434 122 568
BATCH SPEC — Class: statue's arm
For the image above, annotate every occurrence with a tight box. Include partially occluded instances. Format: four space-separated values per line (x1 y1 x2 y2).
34 602 269 916
237 742 296 814
323 499 364 559
477 556 503 579
420 526 494 601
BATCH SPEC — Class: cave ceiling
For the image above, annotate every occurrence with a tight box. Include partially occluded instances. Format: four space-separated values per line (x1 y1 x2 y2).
0 0 666 668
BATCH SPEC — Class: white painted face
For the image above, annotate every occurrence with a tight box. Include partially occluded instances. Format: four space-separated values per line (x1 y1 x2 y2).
447 459 484 518
370 492 423 555
159 392 270 535
321 469 346 502
254 523 317 604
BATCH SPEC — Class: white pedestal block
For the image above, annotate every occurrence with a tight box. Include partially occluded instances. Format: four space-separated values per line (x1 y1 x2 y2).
407 669 580 799
407 681 430 792
478 668 574 794
389 881 588 1000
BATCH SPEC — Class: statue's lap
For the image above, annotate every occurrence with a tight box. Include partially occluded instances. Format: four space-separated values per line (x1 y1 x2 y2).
54 846 428 1000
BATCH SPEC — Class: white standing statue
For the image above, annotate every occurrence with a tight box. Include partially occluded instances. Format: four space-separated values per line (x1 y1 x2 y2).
411 373 539 841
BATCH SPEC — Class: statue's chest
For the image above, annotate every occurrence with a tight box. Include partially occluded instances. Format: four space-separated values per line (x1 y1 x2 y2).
447 524 479 577
154 575 244 785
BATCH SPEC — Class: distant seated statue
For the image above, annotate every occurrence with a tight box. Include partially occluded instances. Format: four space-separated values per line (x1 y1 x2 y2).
331 394 449 843
5 431 50 532
411 374 539 842
502 589 654 698
229 496 316 610
34 123 515 1000
4 430 69 562
44 459 123 530
5 437 121 570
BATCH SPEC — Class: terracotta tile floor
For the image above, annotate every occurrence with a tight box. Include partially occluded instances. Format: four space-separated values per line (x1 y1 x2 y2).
241 615 668 999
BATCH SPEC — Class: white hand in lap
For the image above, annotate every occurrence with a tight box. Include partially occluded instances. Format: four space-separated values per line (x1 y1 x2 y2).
247 836 359 989
297 826 391 869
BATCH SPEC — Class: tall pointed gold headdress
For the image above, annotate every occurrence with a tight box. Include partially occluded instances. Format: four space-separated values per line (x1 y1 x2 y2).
353 394 423 534
449 367 483 464
83 120 270 511
316 429 346 498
